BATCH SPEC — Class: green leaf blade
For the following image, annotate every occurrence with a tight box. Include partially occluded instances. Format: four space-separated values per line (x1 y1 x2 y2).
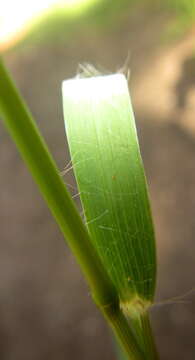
62 74 156 309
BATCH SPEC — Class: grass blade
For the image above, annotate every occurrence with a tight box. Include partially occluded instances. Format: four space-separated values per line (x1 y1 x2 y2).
62 73 156 307
62 72 158 359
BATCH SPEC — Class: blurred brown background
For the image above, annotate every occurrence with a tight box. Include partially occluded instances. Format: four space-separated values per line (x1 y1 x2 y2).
0 1 195 359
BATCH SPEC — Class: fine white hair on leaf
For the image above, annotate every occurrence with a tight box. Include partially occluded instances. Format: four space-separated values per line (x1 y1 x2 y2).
60 156 95 177
117 52 131 82
72 192 81 199
86 209 109 226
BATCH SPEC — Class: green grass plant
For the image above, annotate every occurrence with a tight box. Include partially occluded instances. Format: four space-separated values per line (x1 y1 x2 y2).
0 57 159 359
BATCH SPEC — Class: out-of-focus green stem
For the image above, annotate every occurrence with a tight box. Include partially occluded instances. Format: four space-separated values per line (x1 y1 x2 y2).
0 56 115 305
130 311 159 360
141 311 159 360
0 57 145 360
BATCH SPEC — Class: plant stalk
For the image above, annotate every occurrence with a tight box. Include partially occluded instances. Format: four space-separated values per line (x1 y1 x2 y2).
130 310 159 360
101 303 144 360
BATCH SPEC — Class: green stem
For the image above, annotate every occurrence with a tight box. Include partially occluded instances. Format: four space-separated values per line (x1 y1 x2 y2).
101 304 144 360
0 57 144 360
130 311 159 360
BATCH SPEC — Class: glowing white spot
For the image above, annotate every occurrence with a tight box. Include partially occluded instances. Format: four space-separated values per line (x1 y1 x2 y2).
62 74 127 105
0 0 93 49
